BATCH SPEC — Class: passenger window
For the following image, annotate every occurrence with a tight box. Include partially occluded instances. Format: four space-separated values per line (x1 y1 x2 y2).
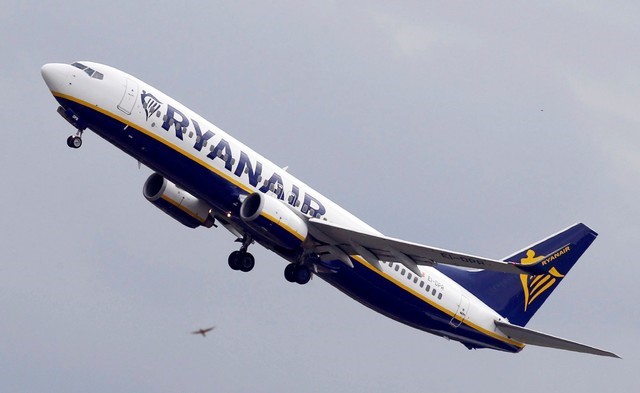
401 268 406 275
407 272 412 280
437 293 443 300
394 265 399 271
413 277 418 283
419 281 424 288
432 289 437 296
426 285 431 292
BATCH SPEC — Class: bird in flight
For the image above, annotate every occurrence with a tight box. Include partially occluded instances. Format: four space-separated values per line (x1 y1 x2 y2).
191 327 215 337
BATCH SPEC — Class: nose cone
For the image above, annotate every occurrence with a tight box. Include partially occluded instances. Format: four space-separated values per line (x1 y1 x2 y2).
41 63 69 92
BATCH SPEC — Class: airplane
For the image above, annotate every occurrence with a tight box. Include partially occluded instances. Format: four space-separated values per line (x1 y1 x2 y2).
41 61 619 358
192 327 215 337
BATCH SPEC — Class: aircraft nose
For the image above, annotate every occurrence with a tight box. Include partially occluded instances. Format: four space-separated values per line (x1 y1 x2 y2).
41 63 69 92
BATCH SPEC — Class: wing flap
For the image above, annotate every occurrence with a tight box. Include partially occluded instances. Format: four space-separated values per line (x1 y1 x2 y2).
309 218 530 274
494 320 620 358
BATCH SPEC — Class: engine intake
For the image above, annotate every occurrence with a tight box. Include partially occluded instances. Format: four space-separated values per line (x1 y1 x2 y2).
143 173 215 229
240 192 308 249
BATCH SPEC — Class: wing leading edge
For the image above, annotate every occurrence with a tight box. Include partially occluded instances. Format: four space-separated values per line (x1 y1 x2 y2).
309 218 543 276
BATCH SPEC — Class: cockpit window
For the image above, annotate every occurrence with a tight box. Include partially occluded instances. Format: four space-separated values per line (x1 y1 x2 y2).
70 62 103 80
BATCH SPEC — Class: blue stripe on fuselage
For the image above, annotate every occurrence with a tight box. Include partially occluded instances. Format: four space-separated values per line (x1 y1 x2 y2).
55 95 521 353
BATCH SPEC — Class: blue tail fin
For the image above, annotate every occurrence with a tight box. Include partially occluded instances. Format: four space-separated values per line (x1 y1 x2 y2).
436 223 597 327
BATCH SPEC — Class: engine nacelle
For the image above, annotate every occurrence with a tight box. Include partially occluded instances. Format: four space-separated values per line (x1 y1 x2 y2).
143 173 215 229
240 192 308 249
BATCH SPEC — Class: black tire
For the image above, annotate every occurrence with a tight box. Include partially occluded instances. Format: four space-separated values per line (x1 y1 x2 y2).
228 251 241 270
239 253 255 272
294 266 311 285
66 136 74 148
284 264 296 282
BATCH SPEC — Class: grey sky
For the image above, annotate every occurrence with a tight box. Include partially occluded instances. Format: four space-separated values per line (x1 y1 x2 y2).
1 1 637 392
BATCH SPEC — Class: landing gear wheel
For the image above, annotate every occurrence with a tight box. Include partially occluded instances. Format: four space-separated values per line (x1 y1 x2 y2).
228 251 241 271
294 266 311 285
67 135 82 149
239 253 255 272
284 264 311 284
284 263 296 282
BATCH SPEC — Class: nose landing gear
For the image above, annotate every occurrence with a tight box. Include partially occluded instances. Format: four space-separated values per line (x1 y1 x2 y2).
66 130 84 149
57 106 86 149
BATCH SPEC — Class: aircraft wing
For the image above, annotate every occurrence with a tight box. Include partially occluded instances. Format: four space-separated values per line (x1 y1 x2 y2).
308 218 538 276
494 320 620 358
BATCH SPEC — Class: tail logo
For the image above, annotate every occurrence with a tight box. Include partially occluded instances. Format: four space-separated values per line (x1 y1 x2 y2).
519 250 565 311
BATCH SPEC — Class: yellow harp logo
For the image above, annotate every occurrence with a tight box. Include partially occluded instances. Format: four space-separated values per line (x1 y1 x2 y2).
520 250 566 311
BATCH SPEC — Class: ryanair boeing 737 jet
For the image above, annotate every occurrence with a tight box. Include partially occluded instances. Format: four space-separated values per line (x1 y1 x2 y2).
41 61 619 358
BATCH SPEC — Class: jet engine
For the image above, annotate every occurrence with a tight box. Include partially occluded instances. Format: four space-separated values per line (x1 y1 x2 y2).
240 192 308 249
143 173 215 229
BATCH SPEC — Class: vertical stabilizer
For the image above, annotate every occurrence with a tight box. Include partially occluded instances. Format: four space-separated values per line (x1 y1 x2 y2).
436 223 597 326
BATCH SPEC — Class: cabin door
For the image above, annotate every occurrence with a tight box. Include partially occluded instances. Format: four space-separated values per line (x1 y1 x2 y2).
118 78 138 115
450 294 470 328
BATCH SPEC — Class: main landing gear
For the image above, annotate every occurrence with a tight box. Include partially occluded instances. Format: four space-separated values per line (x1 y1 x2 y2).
228 235 255 272
226 233 312 285
284 263 311 285
228 250 255 272
66 129 84 149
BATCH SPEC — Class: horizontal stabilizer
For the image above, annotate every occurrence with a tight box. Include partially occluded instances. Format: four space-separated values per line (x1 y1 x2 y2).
494 320 620 358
